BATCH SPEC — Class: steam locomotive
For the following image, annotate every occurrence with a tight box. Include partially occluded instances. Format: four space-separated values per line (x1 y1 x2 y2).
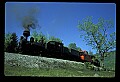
18 30 100 67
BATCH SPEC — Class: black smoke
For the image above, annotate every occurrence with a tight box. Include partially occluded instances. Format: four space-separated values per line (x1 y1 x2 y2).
12 4 40 31
21 7 40 31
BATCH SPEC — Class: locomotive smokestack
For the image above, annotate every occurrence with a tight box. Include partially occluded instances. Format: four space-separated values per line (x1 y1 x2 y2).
23 29 30 41
21 7 40 41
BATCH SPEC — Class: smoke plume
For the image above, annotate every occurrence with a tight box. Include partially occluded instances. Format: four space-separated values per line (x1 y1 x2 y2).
22 7 40 31
22 14 38 31
12 4 40 31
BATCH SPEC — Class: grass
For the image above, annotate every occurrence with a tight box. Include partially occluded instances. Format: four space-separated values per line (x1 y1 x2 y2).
4 62 115 77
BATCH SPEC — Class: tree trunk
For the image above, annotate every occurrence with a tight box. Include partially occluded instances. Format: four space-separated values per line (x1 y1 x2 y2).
100 54 104 68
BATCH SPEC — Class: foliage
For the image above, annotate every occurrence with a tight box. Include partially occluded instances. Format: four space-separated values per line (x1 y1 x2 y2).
31 30 48 43
31 30 39 41
76 47 81 51
31 30 62 43
68 43 81 51
4 32 12 51
88 50 93 55
4 32 18 53
48 36 62 43
68 43 77 50
102 51 116 71
77 16 116 66
84 62 92 69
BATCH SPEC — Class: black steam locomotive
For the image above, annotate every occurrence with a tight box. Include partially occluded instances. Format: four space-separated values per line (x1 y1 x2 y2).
18 30 100 67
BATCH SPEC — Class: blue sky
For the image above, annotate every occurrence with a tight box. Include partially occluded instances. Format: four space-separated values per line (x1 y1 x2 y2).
5 2 116 54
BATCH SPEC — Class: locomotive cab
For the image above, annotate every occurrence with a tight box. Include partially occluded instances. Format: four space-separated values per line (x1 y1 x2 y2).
47 41 64 58
47 41 63 53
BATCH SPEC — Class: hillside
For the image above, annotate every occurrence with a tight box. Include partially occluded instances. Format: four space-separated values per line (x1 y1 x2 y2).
4 52 115 77
94 51 116 71
104 51 116 70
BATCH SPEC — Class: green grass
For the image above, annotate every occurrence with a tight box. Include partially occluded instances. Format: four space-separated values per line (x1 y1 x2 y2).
4 64 115 77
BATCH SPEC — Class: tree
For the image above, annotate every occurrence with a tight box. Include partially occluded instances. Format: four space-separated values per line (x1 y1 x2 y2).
31 30 62 43
31 31 48 43
49 36 62 43
5 32 18 53
4 32 12 52
88 50 93 55
76 47 82 51
31 30 39 42
68 43 77 50
77 16 116 67
68 43 81 51
38 32 48 43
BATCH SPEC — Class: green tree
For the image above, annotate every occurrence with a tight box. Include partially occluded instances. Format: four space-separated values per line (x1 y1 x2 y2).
4 32 12 52
5 32 18 53
31 30 39 42
68 43 81 51
77 16 116 67
88 50 93 55
31 31 62 43
68 43 77 50
76 47 82 51
31 31 48 43
38 32 48 43
49 36 62 43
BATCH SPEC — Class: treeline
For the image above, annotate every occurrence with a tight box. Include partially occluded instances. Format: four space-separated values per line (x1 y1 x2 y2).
31 31 62 43
5 31 90 54
4 31 63 53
